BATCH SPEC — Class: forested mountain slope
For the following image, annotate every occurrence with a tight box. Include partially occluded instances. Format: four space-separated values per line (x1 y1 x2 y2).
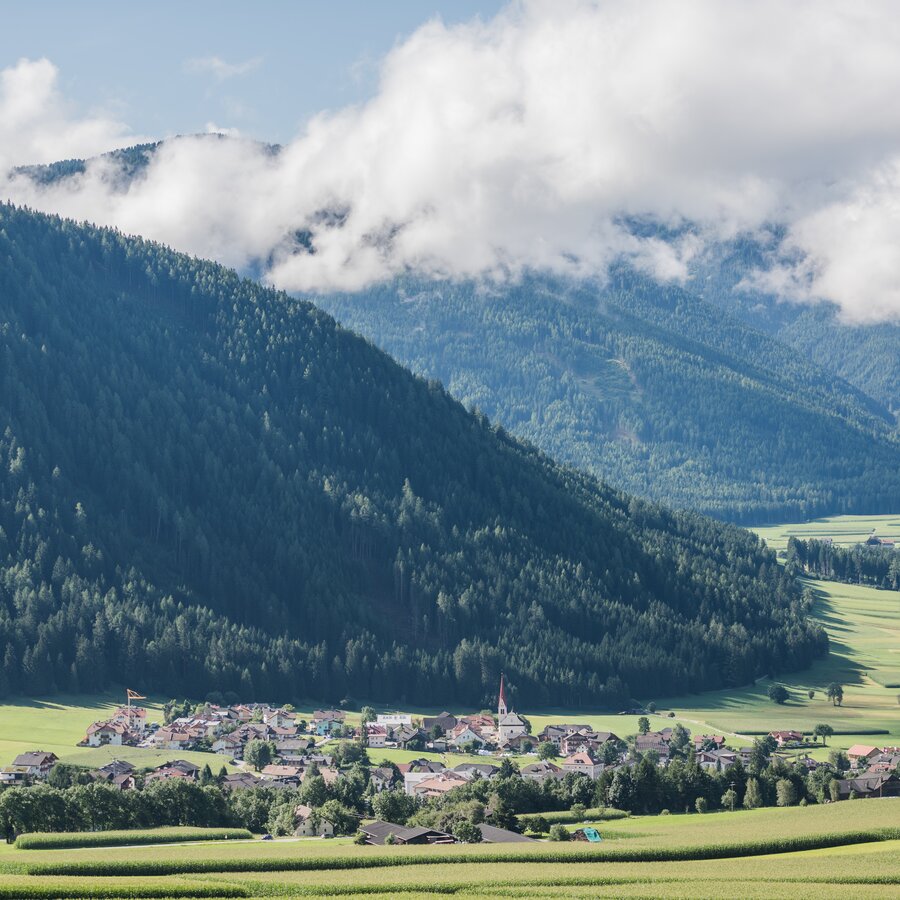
17 144 898 522
692 236 900 416
0 205 825 707
315 272 900 523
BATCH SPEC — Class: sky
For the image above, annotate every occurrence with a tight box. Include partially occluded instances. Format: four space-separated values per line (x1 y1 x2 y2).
2 0 900 323
0 1 504 143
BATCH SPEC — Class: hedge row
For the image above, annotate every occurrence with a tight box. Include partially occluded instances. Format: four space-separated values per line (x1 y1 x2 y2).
16 828 252 850
26 827 900 876
740 729 889 736
521 807 629 825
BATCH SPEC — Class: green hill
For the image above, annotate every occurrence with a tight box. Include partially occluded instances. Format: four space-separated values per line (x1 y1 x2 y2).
0 204 825 707
315 271 900 522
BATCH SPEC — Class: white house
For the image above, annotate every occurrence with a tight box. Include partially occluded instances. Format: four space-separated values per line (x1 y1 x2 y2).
562 751 603 779
84 721 129 747
293 804 334 837
366 724 388 748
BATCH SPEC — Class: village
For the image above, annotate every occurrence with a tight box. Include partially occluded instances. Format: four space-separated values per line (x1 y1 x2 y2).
1 676 898 845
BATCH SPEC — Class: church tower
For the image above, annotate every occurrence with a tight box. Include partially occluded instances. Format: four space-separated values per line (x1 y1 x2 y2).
498 673 508 717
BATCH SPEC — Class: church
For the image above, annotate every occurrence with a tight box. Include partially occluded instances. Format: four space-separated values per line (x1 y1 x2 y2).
497 674 528 744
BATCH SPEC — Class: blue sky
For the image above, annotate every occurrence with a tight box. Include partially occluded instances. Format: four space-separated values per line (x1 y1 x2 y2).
1 1 505 142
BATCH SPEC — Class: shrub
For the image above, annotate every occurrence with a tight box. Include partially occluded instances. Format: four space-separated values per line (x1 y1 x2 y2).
547 824 570 842
695 798 708 814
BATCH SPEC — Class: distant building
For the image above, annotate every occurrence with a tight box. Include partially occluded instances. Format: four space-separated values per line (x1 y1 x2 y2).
11 752 58 779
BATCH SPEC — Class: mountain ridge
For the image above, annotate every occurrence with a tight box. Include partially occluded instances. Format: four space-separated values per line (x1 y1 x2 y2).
0 203 825 707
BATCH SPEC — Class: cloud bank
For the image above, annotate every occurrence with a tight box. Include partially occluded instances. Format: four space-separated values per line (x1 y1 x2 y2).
3 1 900 322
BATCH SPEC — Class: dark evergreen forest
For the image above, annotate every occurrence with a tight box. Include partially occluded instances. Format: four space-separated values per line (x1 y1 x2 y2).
0 205 826 707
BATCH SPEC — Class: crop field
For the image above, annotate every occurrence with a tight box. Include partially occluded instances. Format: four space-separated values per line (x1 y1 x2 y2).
0 804 897 897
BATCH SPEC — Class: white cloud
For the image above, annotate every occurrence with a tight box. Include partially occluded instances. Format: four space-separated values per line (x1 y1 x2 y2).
3 1 900 321
0 58 140 170
185 56 262 81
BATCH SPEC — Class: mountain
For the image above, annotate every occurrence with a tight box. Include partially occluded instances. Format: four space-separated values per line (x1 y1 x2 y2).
691 235 900 416
15 143 899 522
0 204 825 707
314 270 900 523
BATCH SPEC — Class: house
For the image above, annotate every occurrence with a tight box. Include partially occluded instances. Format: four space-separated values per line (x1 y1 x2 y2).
358 820 454 845
365 724 388 748
111 706 147 734
501 733 537 753
84 721 132 747
0 766 30 785
263 709 296 730
411 771 470 798
260 764 304 784
11 752 58 779
693 734 726 750
422 712 458 734
95 760 135 778
865 752 900 774
144 766 194 784
769 731 803 747
221 772 262 791
695 749 738 772
312 709 345 724
538 725 593 748
453 763 499 780
835 773 900 800
562 751 603 778
150 728 196 750
635 731 671 758
401 759 446 794
315 718 344 736
847 744 881 767
369 766 398 792
459 714 496 731
520 760 563 782
448 725 485 750
293 803 335 837
276 737 314 760
393 725 425 749
559 731 620 756
477 823 536 843
164 760 201 778
212 732 244 757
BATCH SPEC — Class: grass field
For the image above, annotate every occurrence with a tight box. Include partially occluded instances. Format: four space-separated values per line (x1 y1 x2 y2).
0 695 243 772
0 804 897 897
754 513 900 551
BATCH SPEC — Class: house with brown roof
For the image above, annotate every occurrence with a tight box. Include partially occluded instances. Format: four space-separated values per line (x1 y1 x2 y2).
769 730 803 747
260 764 304 784
562 751 603 778
835 773 900 799
84 721 133 747
11 752 58 779
847 744 881 767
